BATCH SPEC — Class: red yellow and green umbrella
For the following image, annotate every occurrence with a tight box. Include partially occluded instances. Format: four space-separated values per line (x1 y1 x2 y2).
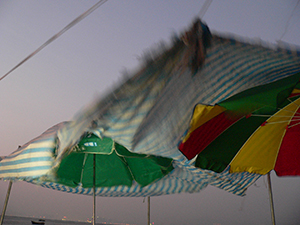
179 71 300 225
179 72 300 176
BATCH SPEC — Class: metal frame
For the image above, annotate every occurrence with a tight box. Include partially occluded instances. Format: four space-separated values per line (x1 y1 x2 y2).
0 180 13 225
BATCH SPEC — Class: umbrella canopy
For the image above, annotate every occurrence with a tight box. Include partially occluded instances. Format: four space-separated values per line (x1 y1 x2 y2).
54 133 174 188
179 71 300 176
1 19 300 198
0 121 258 197
50 19 300 197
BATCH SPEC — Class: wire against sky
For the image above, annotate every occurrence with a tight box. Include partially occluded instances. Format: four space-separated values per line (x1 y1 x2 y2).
279 0 300 41
198 0 213 18
0 0 108 82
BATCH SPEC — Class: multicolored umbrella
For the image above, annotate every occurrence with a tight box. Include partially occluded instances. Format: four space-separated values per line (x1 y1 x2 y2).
179 73 300 176
179 72 300 177
178 68 300 225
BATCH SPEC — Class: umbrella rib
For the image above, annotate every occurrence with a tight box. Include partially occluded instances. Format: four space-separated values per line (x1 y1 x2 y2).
80 153 88 184
250 116 300 125
112 142 131 165
287 97 300 107
113 144 149 159
251 114 300 118
112 142 136 182
251 115 300 125
288 121 300 128
266 119 300 125
249 99 300 127
122 157 135 182
112 143 174 169
251 104 300 120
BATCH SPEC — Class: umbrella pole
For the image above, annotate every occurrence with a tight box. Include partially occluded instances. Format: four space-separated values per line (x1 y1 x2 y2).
0 180 13 225
147 196 150 225
267 172 276 225
93 154 96 225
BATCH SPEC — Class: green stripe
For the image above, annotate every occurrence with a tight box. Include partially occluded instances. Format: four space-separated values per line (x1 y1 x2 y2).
195 116 267 172
219 72 300 113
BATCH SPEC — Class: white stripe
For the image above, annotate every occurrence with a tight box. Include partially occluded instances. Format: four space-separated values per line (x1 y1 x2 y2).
0 161 53 172
8 141 55 157
1 152 54 163
1 169 51 178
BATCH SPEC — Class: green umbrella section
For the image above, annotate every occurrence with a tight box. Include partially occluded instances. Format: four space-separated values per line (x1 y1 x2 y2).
55 134 174 188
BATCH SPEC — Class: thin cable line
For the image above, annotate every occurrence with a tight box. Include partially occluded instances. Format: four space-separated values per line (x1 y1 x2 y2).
198 0 213 19
0 0 108 82
279 0 300 41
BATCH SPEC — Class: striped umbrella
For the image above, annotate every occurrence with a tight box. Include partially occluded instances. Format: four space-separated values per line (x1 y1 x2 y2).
0 122 256 197
0 121 257 225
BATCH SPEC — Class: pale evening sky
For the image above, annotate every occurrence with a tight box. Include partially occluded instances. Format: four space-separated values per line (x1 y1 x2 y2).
0 1 300 224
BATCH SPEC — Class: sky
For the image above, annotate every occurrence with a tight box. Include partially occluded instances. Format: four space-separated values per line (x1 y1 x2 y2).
0 0 300 224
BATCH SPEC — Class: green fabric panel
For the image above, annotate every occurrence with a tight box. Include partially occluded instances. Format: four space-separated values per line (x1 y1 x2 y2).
124 156 173 187
195 115 268 172
88 153 133 188
55 134 174 188
277 87 296 107
55 151 133 188
77 135 113 154
115 142 174 187
219 72 300 114
295 82 300 89
55 152 84 187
